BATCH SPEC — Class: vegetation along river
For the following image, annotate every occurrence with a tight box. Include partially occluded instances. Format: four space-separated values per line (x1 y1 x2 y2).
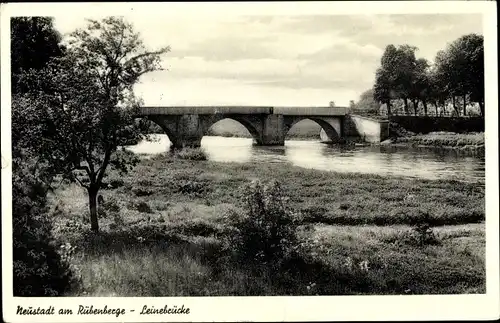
127 134 485 184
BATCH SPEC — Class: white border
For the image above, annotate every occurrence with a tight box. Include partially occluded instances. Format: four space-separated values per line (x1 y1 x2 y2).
1 2 499 322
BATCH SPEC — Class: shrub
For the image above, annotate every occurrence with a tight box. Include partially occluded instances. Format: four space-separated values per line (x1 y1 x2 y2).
176 180 209 196
412 212 439 246
98 195 120 218
109 178 125 189
227 180 300 267
12 162 78 296
135 201 153 214
173 148 208 161
132 187 154 197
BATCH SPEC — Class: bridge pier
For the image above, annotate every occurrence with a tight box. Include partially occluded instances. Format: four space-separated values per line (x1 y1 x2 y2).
260 114 286 145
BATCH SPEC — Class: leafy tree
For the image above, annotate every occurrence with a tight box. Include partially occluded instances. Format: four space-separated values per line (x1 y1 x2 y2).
16 17 170 232
352 89 380 115
434 34 484 116
11 17 64 94
373 67 393 115
456 34 484 116
11 17 77 296
409 58 430 115
393 45 419 115
426 67 446 115
374 44 420 115
373 45 399 114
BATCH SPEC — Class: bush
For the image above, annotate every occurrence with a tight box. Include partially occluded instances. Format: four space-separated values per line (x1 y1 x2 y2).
12 162 78 296
132 187 154 197
412 212 439 246
135 201 153 214
175 180 209 197
98 195 120 218
109 178 125 189
227 180 300 267
173 148 207 161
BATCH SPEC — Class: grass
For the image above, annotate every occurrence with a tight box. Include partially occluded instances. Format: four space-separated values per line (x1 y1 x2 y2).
390 131 485 153
47 152 485 296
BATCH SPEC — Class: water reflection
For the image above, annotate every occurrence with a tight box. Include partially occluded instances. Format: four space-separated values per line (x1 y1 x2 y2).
126 134 485 184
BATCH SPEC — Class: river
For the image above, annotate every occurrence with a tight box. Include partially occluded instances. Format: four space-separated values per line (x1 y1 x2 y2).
127 134 485 184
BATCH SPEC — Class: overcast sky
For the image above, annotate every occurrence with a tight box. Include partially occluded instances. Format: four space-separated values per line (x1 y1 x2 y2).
53 14 482 107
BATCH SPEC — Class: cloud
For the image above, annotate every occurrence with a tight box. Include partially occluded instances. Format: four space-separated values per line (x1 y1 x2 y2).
54 13 483 106
169 35 276 61
298 41 383 64
141 55 376 93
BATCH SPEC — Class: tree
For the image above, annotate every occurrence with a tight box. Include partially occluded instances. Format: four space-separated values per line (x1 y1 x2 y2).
352 89 380 115
374 67 393 115
459 34 484 116
16 17 170 232
434 34 484 116
393 45 419 115
373 45 398 114
11 17 64 94
11 17 76 296
426 67 447 115
409 58 430 115
374 44 421 115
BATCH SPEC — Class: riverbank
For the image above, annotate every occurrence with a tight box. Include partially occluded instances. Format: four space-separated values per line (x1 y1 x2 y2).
206 130 319 140
48 153 485 296
383 132 485 153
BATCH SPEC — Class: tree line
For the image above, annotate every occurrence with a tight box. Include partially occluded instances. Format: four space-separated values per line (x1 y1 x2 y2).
354 33 484 117
11 16 169 295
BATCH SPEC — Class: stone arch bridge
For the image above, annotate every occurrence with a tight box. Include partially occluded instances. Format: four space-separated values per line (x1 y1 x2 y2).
137 106 388 148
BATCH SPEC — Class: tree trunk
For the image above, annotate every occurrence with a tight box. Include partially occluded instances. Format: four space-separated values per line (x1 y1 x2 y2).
386 100 392 116
403 98 409 115
433 102 438 116
452 96 458 115
412 99 418 116
422 100 428 116
463 94 467 116
88 186 99 232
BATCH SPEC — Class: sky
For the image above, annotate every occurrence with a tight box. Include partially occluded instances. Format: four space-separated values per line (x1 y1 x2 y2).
53 13 483 107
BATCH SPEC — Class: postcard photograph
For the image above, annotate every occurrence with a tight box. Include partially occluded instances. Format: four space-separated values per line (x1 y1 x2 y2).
1 1 498 322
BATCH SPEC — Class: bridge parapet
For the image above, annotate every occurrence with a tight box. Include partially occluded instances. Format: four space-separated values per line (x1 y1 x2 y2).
140 106 273 115
140 106 347 116
273 106 347 116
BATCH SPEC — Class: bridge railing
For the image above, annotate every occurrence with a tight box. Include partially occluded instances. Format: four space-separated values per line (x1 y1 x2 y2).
273 106 347 116
139 106 349 116
139 106 274 115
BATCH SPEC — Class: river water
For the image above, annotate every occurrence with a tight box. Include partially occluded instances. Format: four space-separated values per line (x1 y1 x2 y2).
127 134 485 184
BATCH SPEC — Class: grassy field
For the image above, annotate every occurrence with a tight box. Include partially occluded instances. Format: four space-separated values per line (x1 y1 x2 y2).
47 151 485 296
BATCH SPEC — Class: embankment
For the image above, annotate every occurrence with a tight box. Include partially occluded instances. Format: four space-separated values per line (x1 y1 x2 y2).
386 116 485 152
389 116 484 134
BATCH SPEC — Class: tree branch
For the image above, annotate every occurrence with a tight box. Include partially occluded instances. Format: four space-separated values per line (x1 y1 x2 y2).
96 148 112 185
123 47 170 67
74 176 90 189
73 165 91 177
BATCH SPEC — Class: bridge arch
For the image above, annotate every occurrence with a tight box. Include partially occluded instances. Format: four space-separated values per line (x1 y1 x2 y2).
202 115 263 144
143 115 179 148
284 116 341 143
